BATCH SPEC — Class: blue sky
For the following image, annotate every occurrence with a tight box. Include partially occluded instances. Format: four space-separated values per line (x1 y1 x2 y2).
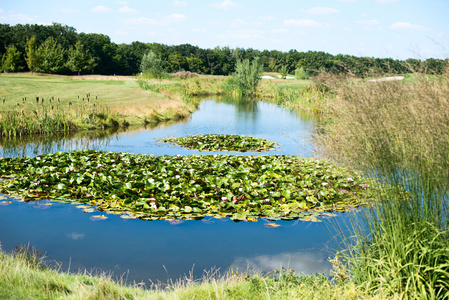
1 0 448 59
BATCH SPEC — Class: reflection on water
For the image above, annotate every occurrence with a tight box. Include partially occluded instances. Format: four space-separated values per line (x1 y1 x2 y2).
229 250 332 276
0 97 333 285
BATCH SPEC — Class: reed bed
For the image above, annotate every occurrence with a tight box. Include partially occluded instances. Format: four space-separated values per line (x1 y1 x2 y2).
316 68 449 299
0 93 120 138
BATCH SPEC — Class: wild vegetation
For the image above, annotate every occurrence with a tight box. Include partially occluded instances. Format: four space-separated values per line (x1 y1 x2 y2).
0 149 378 222
315 68 449 298
160 134 278 152
1 243 393 299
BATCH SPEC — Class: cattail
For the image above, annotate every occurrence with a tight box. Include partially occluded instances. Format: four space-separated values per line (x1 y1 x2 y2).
36 97 39 103
69 102 72 106
58 98 60 102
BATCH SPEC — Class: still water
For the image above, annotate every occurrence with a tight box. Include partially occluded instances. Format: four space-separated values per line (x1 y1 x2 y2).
0 98 337 285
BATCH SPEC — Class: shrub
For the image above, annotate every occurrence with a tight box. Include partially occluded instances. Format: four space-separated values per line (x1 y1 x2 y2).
233 58 263 96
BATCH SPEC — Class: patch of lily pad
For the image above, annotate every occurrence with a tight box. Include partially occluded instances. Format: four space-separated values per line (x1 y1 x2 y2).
0 150 378 222
159 134 278 152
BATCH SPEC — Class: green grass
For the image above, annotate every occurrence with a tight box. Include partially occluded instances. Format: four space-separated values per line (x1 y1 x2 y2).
0 73 192 134
316 68 449 299
1 245 392 299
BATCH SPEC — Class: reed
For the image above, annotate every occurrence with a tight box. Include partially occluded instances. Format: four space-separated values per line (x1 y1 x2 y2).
316 67 449 298
0 93 121 138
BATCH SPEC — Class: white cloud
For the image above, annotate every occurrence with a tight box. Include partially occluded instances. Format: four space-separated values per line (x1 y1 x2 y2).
0 8 3 14
123 13 188 26
0 10 34 23
357 19 379 26
123 17 156 25
173 0 188 7
163 13 188 24
118 6 138 14
218 29 265 40
390 22 422 29
116 1 129 5
209 0 241 9
284 19 323 27
303 6 340 15
192 28 207 32
59 8 80 14
91 5 111 13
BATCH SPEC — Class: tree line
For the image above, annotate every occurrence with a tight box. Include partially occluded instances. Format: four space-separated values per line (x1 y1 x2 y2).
1 22 447 76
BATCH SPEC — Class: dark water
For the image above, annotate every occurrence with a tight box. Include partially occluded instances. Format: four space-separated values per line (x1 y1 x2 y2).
0 98 339 285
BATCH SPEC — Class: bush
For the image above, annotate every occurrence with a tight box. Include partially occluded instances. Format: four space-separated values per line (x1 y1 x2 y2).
140 51 165 79
233 58 263 96
295 67 309 80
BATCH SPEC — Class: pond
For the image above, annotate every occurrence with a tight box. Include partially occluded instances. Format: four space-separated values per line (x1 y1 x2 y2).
0 97 341 285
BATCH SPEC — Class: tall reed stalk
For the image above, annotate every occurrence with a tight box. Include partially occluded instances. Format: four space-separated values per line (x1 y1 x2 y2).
317 69 449 298
0 94 119 138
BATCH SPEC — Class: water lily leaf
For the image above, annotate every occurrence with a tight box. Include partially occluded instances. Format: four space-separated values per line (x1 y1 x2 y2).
0 150 383 222
90 215 108 221
83 208 95 213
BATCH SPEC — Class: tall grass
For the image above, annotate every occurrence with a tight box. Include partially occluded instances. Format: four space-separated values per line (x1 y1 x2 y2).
0 94 120 137
316 68 449 298
0 244 389 299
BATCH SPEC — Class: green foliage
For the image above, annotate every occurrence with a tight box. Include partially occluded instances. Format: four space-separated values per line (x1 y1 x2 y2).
66 41 96 75
35 37 66 74
140 50 164 78
1 45 22 73
0 150 379 222
295 67 309 80
234 58 263 96
318 70 449 298
161 134 278 152
279 65 288 79
25 36 39 73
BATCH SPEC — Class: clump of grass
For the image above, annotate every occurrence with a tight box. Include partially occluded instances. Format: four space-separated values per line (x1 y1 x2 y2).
0 93 122 137
260 82 327 114
316 66 449 298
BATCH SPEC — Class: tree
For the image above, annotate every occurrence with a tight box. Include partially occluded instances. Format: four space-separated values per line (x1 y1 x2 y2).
35 37 66 74
279 65 288 79
233 58 263 96
25 36 39 73
140 50 164 78
1 45 22 72
66 41 96 75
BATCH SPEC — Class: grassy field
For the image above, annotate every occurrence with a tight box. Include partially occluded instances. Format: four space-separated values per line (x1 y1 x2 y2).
0 244 391 300
0 73 192 129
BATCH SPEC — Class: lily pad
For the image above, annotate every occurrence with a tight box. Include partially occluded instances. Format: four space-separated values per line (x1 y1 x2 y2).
159 134 278 152
0 150 385 222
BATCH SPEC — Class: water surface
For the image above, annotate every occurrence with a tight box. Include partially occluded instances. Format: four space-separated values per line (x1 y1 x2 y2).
0 98 338 285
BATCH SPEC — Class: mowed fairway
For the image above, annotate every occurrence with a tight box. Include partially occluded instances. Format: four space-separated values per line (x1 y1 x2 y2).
0 73 190 124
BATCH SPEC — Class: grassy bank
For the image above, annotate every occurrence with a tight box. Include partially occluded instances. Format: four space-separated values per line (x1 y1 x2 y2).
1 244 390 299
0 73 193 136
316 69 449 298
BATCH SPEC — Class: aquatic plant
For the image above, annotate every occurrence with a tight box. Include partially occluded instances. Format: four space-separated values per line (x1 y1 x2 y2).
0 150 379 222
160 134 278 152
317 69 449 298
